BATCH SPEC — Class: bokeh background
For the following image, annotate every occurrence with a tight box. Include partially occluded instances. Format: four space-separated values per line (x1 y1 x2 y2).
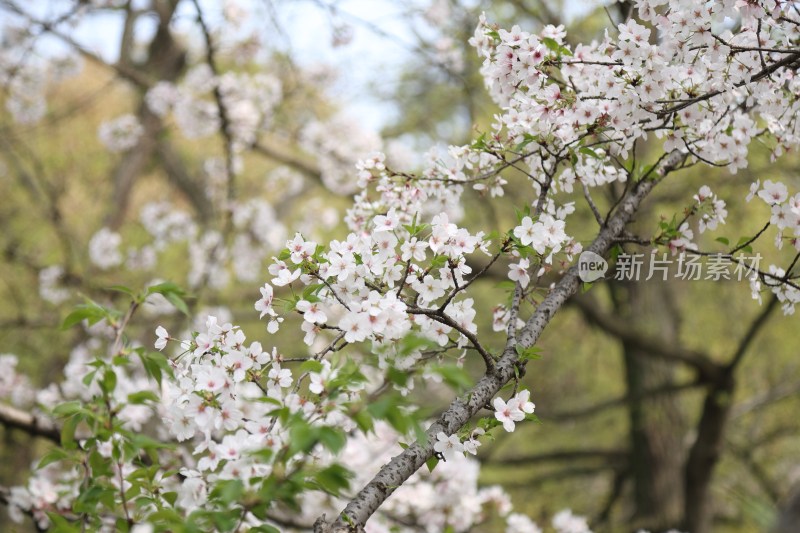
0 1 798 531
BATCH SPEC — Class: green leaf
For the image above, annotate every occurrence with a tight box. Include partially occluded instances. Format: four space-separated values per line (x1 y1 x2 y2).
426 455 439 473
609 244 624 263
398 333 438 356
513 133 537 152
431 364 473 391
471 132 488 151
735 236 754 253
146 281 183 296
165 292 190 316
250 526 281 533
88 450 113 477
288 420 318 456
100 368 117 395
541 36 572 56
386 366 410 387
106 285 134 296
277 248 291 261
127 391 159 405
82 369 98 387
52 401 84 418
45 512 81 533
298 360 324 374
301 284 323 302
317 427 347 454
715 237 730 246
514 344 542 361
640 163 658 181
37 448 70 469
352 410 374 433
367 395 411 434
412 419 428 446
61 300 113 330
137 351 173 386
73 483 115 513
162 491 178 506
312 464 352 495
525 413 542 424
579 147 602 159
147 282 190 316
211 479 244 505
429 254 448 269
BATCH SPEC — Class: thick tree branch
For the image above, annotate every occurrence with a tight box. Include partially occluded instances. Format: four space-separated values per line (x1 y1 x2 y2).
492 448 627 466
315 153 682 532
572 294 722 382
547 380 701 421
682 295 780 532
156 140 214 220
252 140 324 183
724 295 780 372
191 0 237 205
0 404 60 443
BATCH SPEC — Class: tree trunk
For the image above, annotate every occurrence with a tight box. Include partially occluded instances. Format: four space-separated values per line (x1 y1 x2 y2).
612 280 686 530
683 375 734 533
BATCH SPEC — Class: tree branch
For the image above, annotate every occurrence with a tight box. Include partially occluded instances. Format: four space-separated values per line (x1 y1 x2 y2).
0 404 60 443
314 153 680 532
491 448 627 466
547 380 702 421
571 294 722 382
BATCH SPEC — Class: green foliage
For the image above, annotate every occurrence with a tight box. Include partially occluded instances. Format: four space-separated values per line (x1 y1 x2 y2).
146 282 191 316
514 344 542 362
541 36 572 57
430 363 473 391
62 298 119 330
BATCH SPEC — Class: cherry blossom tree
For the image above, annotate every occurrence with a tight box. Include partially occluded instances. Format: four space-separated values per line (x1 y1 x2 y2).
0 1 799 532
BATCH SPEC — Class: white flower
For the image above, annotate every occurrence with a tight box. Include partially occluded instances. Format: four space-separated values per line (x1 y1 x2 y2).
758 180 788 205
38 265 70 304
88 227 123 270
694 185 712 203
552 509 590 533
463 428 484 455
514 216 539 247
154 326 169 351
98 114 144 152
339 312 370 343
296 299 327 324
287 233 317 264
268 364 292 389
508 257 531 288
515 389 536 414
401 237 428 262
745 180 760 202
506 513 542 533
433 431 464 461
272 266 301 287
411 274 446 303
373 209 399 232
267 316 283 334
255 284 276 319
309 361 336 395
493 396 525 432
